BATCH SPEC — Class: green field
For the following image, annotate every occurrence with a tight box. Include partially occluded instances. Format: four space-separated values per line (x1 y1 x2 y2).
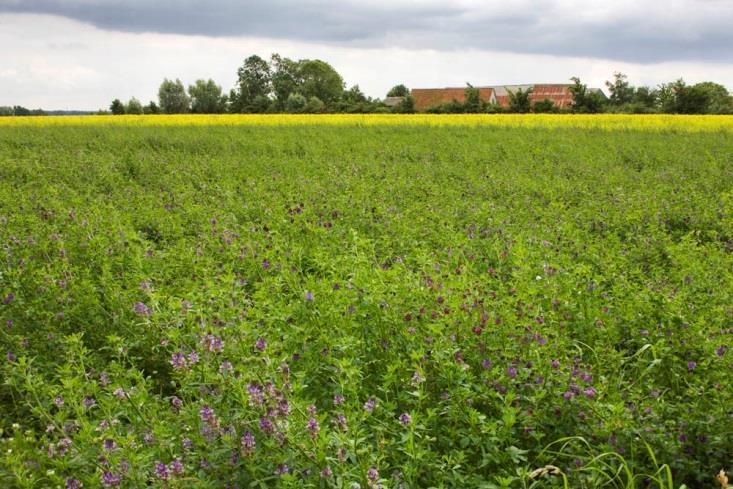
1 120 732 488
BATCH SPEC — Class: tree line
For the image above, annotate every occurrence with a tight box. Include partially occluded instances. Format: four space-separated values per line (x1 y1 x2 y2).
1 54 732 115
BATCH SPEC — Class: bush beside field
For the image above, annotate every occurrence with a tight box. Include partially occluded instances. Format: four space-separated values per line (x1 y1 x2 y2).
1 117 732 488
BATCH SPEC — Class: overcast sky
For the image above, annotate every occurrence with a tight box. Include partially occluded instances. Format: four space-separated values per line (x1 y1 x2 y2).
1 0 732 110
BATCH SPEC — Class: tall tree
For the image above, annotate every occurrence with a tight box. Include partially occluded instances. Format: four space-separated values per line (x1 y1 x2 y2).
569 77 605 113
507 87 533 113
189 79 226 113
463 84 481 113
110 99 125 115
126 97 143 115
387 84 410 97
605 72 634 106
234 55 271 112
270 54 301 108
297 59 344 105
158 79 190 114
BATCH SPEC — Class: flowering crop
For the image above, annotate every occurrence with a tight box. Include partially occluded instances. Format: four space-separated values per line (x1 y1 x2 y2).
1 117 732 487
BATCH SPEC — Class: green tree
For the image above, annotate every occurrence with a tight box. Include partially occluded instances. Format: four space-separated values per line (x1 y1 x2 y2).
189 79 226 113
270 54 300 109
569 77 605 113
507 87 533 113
605 72 634 106
144 101 160 115
463 84 481 113
392 95 416 114
692 81 732 114
304 96 325 113
158 78 190 114
285 93 307 113
110 99 125 115
0 106 14 116
387 84 410 97
297 59 344 105
234 55 271 112
125 97 143 115
532 98 556 113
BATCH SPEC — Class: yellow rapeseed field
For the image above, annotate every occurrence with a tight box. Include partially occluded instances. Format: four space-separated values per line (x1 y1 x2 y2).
1 113 732 131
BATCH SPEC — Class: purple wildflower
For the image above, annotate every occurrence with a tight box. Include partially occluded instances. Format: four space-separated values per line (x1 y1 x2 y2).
154 462 169 481
99 372 109 386
247 382 264 406
563 391 574 400
54 395 64 407
170 352 187 369
333 394 345 405
716 345 727 357
482 358 493 369
583 387 597 398
259 417 274 434
171 396 183 412
101 472 121 487
65 478 83 489
304 291 314 302
687 361 697 371
364 397 376 413
367 467 380 484
307 417 320 438
6 351 16 362
241 431 255 455
551 359 560 369
103 439 117 451
199 405 216 424
219 360 233 373
187 351 199 364
399 413 412 425
3 292 14 305
143 431 154 445
169 459 184 476
320 466 333 478
133 301 151 316
254 337 267 352
277 399 290 417
507 367 518 379
275 464 289 475
181 437 193 449
113 387 126 399
83 396 96 409
201 334 223 353
336 413 348 432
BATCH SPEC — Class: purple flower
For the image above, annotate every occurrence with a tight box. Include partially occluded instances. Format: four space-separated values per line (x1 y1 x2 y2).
333 394 345 405
307 417 320 438
247 382 264 406
65 478 83 489
367 467 380 484
482 358 493 369
133 301 151 316
113 387 126 399
169 459 184 476
259 417 274 434
254 337 267 352
103 439 117 451
583 387 597 398
101 472 121 487
320 466 333 478
54 395 65 407
99 372 109 386
687 361 697 371
3 292 14 305
336 413 348 432
399 413 412 425
201 334 223 353
275 464 289 475
241 431 255 455
219 361 233 373
364 397 376 413
187 351 199 364
199 405 216 424
716 345 727 357
580 372 593 383
563 391 574 400
304 291 314 302
507 367 518 379
171 396 183 412
170 352 187 369
143 431 154 444
181 437 193 449
154 462 169 480
6 351 16 362
551 359 560 369
277 399 290 417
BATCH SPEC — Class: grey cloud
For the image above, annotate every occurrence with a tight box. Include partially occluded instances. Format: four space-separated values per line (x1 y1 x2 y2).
1 0 731 63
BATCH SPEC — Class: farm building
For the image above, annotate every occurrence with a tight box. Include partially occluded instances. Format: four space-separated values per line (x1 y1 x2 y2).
410 84 604 111
411 87 497 111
